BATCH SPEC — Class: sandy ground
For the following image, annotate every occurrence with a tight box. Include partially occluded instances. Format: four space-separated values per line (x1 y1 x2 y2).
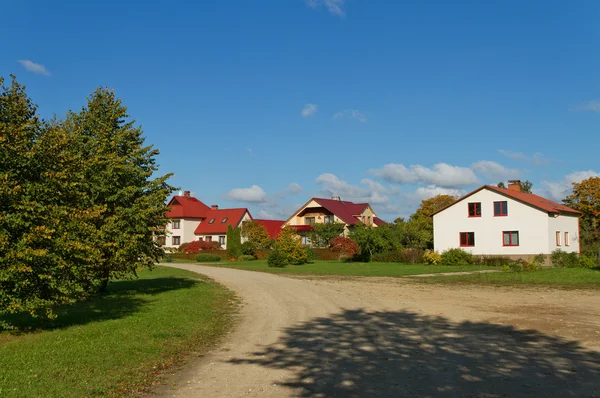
152 264 600 398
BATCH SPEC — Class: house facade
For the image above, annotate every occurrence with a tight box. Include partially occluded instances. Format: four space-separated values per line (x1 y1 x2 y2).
163 191 257 250
283 196 385 244
432 181 581 257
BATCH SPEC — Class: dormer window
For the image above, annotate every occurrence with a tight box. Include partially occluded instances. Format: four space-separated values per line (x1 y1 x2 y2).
209 218 215 224
221 217 228 223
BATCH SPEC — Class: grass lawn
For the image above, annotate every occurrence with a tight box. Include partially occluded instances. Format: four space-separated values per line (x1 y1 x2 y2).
0 266 236 397
181 259 496 277
416 267 600 289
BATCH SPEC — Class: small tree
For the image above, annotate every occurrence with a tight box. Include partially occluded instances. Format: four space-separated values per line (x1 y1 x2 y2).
349 224 391 262
276 227 309 265
226 225 242 258
241 220 272 249
309 222 345 248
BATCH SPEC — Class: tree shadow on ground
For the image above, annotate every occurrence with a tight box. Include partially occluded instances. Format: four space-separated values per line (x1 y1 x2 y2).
230 309 600 397
1 277 198 333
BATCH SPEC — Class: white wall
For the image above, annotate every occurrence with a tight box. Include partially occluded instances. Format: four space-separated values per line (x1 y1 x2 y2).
164 218 202 249
433 189 552 255
548 214 580 254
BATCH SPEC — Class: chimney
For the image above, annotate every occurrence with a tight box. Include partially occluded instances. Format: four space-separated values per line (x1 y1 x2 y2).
183 190 191 198
211 205 218 210
331 196 341 201
507 180 521 192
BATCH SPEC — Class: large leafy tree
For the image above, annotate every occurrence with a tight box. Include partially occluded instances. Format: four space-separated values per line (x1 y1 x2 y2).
349 225 392 261
408 194 457 249
309 222 345 248
563 177 600 251
64 88 175 291
241 220 272 249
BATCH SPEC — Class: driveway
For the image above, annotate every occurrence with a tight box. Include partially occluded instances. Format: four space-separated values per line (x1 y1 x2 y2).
154 264 600 397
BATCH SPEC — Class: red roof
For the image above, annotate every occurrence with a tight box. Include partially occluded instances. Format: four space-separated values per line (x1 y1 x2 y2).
373 217 386 226
194 208 249 235
254 219 285 239
167 196 210 218
311 198 370 225
431 185 581 216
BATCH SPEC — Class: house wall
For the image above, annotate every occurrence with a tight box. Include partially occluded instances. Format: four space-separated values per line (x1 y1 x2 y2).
433 189 552 255
547 213 580 254
164 218 202 249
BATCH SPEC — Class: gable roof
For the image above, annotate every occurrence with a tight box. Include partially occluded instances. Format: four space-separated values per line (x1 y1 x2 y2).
431 185 581 216
311 198 371 225
254 219 285 239
194 208 249 235
167 196 211 218
373 217 387 226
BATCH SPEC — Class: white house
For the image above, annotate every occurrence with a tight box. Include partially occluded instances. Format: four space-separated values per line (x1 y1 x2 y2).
432 181 581 258
163 191 254 250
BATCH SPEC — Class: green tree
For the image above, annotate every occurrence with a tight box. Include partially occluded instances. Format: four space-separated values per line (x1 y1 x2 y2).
276 227 309 265
497 182 506 189
408 194 457 249
349 225 392 261
563 177 600 252
241 220 272 249
226 225 242 258
498 180 533 193
308 222 345 247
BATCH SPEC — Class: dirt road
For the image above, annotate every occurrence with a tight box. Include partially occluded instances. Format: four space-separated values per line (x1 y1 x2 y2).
155 264 600 397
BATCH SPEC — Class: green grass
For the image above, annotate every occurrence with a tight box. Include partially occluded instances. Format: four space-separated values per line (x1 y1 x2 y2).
417 267 600 289
186 259 495 277
0 266 236 397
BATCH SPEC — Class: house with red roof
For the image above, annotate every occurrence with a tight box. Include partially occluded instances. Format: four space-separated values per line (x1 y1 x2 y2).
432 180 581 258
282 196 385 244
254 219 286 240
163 191 255 249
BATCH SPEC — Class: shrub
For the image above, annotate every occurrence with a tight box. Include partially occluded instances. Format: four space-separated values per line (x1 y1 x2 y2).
184 240 221 253
473 255 512 267
369 248 424 264
267 250 288 268
402 248 425 264
579 255 597 269
195 253 221 262
423 250 441 265
330 237 360 261
523 261 541 272
177 242 191 253
533 254 547 265
288 245 310 265
306 246 316 262
164 255 172 263
551 249 580 268
238 254 256 261
440 248 473 265
241 241 256 256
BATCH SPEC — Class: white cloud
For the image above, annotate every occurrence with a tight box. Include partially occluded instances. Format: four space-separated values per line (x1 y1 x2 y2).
301 103 318 117
539 170 600 202
18 60 51 76
287 182 303 194
226 185 267 203
571 101 600 112
471 160 520 181
412 185 464 201
370 163 479 188
315 174 397 204
498 150 549 166
333 109 367 122
305 0 346 16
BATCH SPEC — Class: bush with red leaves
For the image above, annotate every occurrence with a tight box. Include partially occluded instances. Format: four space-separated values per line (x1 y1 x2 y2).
329 236 359 260
184 240 222 253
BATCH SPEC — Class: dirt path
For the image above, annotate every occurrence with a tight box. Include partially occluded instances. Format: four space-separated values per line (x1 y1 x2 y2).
154 264 600 397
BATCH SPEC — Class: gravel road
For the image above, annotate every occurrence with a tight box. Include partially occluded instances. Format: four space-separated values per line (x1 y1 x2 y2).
154 264 600 398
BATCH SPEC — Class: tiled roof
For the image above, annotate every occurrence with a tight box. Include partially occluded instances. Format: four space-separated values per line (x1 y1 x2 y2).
254 219 285 239
167 196 210 218
431 185 581 216
194 208 249 235
312 198 369 225
373 217 386 226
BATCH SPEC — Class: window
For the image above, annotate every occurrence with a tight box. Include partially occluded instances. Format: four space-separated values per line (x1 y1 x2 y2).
502 231 519 246
221 217 228 223
206 236 212 242
305 217 316 225
565 232 570 246
324 215 334 223
198 237 203 241
301 236 311 245
459 232 475 247
156 236 166 246
219 236 226 245
208 218 215 224
172 236 181 246
172 220 181 229
556 231 561 246
494 201 508 216
468 202 481 217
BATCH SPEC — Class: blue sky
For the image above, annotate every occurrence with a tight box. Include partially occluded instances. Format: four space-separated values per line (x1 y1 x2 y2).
2 0 599 221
